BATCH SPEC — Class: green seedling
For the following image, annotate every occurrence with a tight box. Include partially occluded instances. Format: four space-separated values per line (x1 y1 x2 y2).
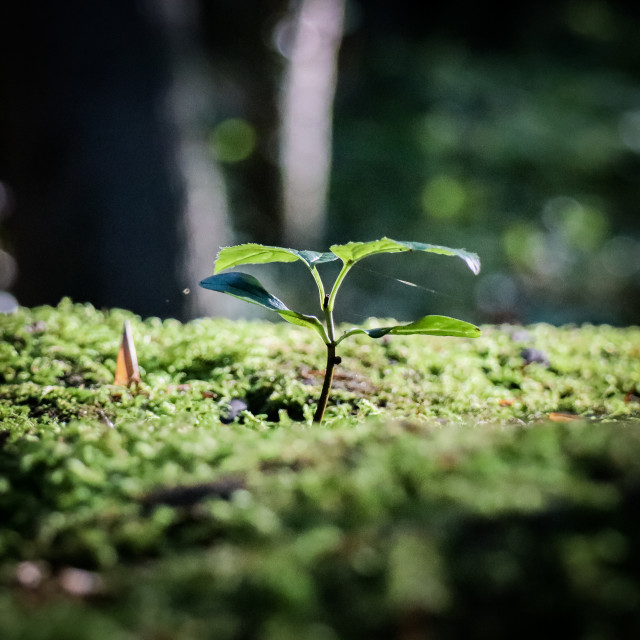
200 237 481 422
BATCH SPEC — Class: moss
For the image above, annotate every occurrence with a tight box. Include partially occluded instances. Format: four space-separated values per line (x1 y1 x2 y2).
2 300 639 427
1 300 640 638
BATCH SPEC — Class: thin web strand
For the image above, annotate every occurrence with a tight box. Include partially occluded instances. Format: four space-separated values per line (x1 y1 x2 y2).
351 263 463 303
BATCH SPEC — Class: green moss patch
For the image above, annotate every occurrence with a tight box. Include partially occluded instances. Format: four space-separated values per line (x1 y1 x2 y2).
1 300 639 638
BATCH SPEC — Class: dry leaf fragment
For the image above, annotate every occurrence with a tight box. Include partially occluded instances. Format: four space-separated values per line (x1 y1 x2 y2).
624 390 640 403
548 412 581 422
113 320 140 386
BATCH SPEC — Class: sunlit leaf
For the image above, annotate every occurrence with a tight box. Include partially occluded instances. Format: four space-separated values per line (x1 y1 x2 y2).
329 237 481 274
199 272 329 342
337 315 481 343
214 243 337 274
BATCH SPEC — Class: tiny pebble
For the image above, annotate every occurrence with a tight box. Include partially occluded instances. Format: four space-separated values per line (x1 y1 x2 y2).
221 398 248 424
521 348 550 366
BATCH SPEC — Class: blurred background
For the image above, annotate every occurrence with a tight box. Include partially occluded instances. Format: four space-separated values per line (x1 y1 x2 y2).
1 0 640 326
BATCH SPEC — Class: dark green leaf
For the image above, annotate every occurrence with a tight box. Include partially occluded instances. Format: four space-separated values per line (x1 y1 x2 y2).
199 272 329 342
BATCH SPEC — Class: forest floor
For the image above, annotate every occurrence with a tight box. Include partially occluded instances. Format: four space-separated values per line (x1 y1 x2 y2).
1 300 639 639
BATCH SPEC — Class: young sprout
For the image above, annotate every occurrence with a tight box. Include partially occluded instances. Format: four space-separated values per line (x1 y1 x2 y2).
200 237 481 423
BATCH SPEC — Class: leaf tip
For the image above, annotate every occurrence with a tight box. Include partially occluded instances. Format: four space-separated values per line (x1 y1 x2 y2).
461 252 481 275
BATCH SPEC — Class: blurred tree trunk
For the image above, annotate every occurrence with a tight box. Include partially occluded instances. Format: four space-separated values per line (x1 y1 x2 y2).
157 0 239 320
0 0 192 319
280 0 345 249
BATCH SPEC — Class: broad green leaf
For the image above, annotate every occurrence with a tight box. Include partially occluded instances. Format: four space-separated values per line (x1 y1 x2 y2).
337 315 481 344
214 243 337 274
199 272 329 342
330 237 481 275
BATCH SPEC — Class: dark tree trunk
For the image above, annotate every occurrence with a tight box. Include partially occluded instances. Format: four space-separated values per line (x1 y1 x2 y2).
0 0 187 319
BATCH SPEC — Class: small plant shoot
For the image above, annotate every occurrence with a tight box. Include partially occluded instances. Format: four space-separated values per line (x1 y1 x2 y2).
200 237 481 422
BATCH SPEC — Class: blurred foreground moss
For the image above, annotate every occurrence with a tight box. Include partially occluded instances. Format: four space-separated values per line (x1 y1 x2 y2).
1 300 639 639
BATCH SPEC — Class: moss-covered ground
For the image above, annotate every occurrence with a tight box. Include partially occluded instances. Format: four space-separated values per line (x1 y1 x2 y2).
1 300 640 639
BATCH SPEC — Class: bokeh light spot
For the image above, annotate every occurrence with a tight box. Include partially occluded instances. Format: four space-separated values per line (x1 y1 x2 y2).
502 222 544 270
542 196 608 251
421 175 467 220
210 118 257 163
